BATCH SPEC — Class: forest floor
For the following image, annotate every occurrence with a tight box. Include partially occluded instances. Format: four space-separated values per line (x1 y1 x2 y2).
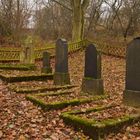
0 50 140 140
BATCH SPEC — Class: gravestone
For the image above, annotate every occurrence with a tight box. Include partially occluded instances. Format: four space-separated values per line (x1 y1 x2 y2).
42 51 52 73
54 38 70 85
123 37 140 107
20 45 35 64
81 44 104 95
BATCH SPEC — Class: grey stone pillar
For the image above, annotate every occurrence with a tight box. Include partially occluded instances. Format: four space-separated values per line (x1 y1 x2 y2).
54 39 70 85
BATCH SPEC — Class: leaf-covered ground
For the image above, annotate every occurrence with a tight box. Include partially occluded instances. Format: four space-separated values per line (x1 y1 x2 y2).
0 51 140 140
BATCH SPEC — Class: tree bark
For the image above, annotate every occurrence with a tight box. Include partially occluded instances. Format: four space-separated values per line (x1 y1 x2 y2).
71 0 89 41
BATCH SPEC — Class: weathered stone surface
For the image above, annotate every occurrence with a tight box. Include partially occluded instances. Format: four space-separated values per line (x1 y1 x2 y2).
84 44 101 79
20 45 35 64
123 90 140 107
42 52 50 67
123 37 140 107
82 78 104 95
82 44 103 95
55 39 68 73
54 72 70 86
126 37 140 91
54 39 70 85
42 52 52 73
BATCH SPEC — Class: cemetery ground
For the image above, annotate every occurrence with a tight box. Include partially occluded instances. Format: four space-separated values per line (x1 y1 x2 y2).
0 51 140 140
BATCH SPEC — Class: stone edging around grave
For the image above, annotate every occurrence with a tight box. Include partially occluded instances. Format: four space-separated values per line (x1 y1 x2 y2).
26 94 107 111
61 105 140 140
0 73 53 83
9 85 77 93
0 64 36 70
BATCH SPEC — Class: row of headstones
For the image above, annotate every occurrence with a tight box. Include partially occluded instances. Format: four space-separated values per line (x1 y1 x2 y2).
53 39 103 94
20 38 140 107
53 38 140 108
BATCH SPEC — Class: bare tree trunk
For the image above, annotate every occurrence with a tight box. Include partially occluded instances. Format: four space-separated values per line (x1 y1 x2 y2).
72 0 82 41
71 0 89 41
14 0 20 41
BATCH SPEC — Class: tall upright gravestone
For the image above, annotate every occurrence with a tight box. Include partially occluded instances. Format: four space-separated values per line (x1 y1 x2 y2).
42 51 52 73
82 44 104 95
123 37 140 107
54 39 70 85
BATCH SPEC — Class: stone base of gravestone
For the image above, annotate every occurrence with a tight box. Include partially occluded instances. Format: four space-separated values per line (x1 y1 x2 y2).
41 67 52 73
54 72 70 85
123 90 140 107
81 77 104 95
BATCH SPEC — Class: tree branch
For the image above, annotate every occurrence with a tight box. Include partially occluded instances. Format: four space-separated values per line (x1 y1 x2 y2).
82 0 89 11
50 0 72 11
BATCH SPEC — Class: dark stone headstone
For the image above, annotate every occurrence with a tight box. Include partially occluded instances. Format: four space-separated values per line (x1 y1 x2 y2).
84 44 101 79
82 44 103 95
54 39 70 85
42 52 52 73
126 37 140 91
55 38 68 73
123 37 140 107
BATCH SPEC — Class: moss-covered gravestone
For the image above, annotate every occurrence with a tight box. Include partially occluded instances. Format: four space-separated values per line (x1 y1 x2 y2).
41 52 52 73
81 44 104 95
54 39 70 85
123 37 140 107
20 45 35 64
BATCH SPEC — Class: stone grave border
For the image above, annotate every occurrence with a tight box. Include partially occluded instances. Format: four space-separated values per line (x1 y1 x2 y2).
26 93 107 111
0 63 36 70
9 85 77 94
0 73 53 83
61 105 140 140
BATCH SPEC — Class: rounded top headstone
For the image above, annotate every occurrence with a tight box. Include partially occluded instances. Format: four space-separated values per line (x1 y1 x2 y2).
88 44 96 47
134 37 140 40
126 36 140 91
128 37 140 50
56 38 67 44
56 38 67 48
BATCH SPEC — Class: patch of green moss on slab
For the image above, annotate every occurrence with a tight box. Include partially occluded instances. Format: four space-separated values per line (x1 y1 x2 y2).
83 77 99 80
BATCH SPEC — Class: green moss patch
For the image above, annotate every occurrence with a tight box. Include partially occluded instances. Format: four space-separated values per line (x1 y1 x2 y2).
0 73 53 83
61 105 140 140
10 85 77 93
26 94 107 111
0 64 36 70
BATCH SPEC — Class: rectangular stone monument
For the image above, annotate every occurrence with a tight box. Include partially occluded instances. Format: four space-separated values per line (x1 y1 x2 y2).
20 45 35 64
41 51 52 73
54 39 70 85
81 44 104 95
123 37 140 107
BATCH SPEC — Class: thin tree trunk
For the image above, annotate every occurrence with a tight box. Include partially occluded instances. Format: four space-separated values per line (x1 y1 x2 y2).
72 0 83 41
14 0 21 42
